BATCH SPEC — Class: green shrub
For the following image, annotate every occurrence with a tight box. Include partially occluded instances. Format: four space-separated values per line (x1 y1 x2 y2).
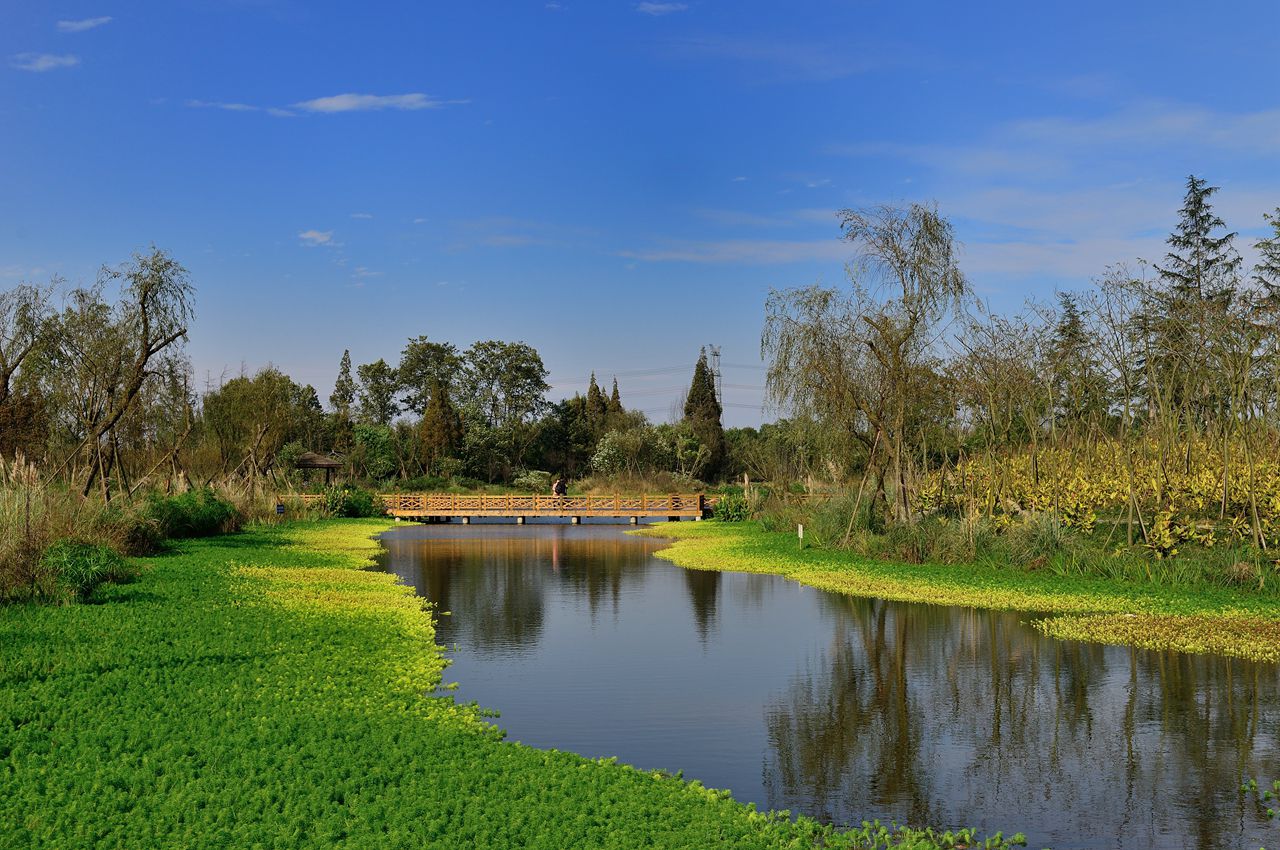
39 539 134 601
144 489 241 539
713 492 749 521
119 514 164 556
322 486 384 518
512 469 552 493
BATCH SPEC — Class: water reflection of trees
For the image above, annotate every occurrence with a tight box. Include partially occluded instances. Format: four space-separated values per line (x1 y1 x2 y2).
764 596 1280 849
684 569 721 642
384 531 664 652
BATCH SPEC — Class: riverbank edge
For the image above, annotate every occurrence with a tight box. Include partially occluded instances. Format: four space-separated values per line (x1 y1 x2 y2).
6 517 1013 849
635 521 1280 663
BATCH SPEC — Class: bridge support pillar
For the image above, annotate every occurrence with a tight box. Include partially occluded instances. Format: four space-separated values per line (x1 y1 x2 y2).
570 516 580 525
629 516 638 525
694 515 702 521
461 516 470 525
668 516 680 523
516 516 525 525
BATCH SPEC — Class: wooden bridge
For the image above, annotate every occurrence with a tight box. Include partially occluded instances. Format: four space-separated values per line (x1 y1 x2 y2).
294 493 709 523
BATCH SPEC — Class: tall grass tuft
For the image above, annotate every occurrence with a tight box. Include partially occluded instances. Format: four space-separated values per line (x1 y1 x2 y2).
0 454 139 601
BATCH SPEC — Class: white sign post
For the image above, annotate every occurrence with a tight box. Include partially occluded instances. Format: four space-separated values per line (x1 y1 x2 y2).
798 523 804 550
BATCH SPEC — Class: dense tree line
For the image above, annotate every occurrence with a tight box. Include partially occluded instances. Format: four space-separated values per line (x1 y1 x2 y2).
0 259 743 492
764 176 1280 545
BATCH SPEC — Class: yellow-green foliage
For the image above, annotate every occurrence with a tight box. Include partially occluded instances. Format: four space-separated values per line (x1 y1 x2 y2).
639 522 1280 663
2 518 1009 849
915 434 1280 542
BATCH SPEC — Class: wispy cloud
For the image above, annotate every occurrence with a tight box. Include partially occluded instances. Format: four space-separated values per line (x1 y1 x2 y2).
186 99 296 117
186 93 465 117
636 2 687 14
292 93 465 113
350 212 374 220
10 53 79 72
56 16 112 33
298 230 334 247
833 101 1280 179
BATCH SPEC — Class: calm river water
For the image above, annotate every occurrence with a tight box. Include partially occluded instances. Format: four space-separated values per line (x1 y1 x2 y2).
378 522 1280 850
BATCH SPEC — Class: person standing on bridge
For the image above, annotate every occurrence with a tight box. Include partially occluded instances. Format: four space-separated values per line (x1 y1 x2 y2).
552 475 567 498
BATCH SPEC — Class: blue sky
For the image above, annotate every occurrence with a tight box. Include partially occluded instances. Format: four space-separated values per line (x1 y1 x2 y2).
3 1 1279 426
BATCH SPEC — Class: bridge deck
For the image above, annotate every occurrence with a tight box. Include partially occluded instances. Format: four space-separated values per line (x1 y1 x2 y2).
294 493 707 519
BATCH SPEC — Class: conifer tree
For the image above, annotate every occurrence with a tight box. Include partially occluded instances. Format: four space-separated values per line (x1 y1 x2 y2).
1254 208 1280 299
419 376 462 474
1155 175 1241 305
607 377 623 416
585 372 608 432
683 348 725 479
330 349 356 415
1143 176 1242 421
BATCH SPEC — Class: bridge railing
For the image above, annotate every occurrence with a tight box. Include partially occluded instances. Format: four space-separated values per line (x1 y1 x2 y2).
378 493 704 514
282 492 706 515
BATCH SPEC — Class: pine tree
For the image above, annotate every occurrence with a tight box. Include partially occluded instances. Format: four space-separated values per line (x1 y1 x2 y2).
419 376 462 474
683 348 725 479
1155 175 1241 305
1143 177 1242 422
1049 292 1107 431
1254 207 1280 299
330 350 356 414
585 372 608 432
607 377 623 415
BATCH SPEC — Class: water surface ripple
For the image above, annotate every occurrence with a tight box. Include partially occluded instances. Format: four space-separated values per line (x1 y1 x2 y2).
379 522 1280 850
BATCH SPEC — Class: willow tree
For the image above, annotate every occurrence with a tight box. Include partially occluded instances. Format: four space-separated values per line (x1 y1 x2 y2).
763 203 967 525
39 249 194 499
0 283 52 456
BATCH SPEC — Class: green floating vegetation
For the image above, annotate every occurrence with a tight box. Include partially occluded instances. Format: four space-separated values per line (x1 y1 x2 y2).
0 519 1024 849
639 521 1280 663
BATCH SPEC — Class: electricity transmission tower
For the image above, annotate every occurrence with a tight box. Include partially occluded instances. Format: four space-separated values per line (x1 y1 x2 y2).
707 345 722 407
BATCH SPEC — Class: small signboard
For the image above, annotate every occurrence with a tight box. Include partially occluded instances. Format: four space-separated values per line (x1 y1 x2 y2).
275 503 286 516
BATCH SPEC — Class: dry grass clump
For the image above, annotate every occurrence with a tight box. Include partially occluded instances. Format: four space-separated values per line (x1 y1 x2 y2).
0 455 138 601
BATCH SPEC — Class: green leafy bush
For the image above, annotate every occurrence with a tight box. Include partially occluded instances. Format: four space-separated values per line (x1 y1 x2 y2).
321 486 384 518
39 539 135 601
713 492 749 521
512 469 552 493
144 489 241 539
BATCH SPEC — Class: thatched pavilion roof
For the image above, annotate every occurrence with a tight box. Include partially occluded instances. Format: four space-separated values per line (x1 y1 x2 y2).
294 452 342 470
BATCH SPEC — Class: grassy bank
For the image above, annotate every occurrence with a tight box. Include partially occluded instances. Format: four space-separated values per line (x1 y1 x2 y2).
0 519 1024 849
638 521 1280 662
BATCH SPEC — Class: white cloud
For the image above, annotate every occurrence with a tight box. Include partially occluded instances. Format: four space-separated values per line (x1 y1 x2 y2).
292 93 463 113
413 218 428 224
350 212 374 219
186 99 296 117
56 16 112 33
10 53 79 72
298 230 334 247
637 2 687 14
